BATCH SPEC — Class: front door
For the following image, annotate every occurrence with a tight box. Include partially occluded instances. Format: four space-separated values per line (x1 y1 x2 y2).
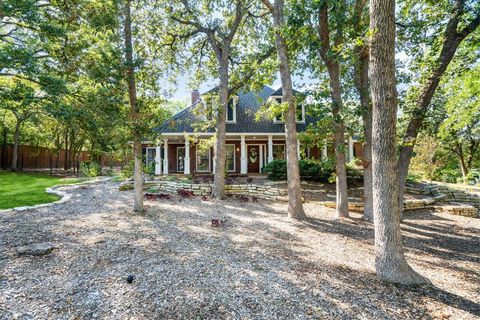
247 145 260 173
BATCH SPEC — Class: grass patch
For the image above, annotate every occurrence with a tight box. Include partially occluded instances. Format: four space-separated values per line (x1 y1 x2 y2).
0 172 90 209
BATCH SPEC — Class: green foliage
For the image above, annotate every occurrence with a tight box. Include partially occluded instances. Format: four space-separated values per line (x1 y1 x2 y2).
433 167 462 184
466 169 480 185
144 161 156 176
121 161 134 180
263 160 288 180
80 161 101 178
263 159 337 182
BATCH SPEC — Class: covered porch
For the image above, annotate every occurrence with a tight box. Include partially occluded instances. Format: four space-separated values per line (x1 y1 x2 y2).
145 133 358 175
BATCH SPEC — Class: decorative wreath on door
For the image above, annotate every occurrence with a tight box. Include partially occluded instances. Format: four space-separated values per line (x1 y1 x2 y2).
249 148 258 163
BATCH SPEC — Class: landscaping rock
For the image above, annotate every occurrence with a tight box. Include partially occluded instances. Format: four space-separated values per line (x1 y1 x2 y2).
16 242 57 256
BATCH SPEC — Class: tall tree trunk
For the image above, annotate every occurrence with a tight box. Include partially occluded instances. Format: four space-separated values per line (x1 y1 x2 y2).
212 62 228 200
369 0 429 285
272 0 305 220
64 129 69 170
318 2 348 218
327 63 349 218
11 120 21 172
397 3 480 212
124 0 143 212
1 125 7 170
354 46 373 222
352 0 373 222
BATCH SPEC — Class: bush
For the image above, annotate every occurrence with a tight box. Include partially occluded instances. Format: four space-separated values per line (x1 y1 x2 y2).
121 160 134 180
263 159 336 182
263 160 288 180
433 167 462 183
80 161 101 177
466 169 480 185
144 161 155 176
346 160 362 177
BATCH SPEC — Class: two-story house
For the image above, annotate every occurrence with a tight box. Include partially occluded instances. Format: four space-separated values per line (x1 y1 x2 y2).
143 85 361 175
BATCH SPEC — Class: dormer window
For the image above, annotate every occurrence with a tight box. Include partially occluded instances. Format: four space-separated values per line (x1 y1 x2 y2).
271 97 305 123
227 97 237 123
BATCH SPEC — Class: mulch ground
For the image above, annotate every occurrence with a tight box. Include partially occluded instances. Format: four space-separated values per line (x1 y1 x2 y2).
0 181 478 319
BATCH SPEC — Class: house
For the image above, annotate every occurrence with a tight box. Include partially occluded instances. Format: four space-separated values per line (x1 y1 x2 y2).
143 86 362 175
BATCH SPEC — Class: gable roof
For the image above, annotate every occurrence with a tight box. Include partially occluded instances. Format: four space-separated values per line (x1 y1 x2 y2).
155 85 318 134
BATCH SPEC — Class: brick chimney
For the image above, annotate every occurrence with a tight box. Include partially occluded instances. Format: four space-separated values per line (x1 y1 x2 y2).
191 89 200 104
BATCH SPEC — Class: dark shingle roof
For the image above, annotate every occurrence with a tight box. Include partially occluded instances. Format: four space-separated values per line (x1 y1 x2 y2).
155 86 318 134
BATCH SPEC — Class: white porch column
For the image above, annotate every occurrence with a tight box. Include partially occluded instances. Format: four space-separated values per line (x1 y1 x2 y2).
240 135 247 174
259 144 263 173
348 135 354 162
155 145 161 175
163 139 169 175
184 137 190 174
322 140 328 159
212 144 216 171
297 141 301 159
267 135 273 163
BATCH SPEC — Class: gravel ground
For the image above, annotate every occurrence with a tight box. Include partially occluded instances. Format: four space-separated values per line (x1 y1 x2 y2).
0 181 479 319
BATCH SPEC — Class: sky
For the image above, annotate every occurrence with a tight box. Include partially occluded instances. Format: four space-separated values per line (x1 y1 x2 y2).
169 72 318 106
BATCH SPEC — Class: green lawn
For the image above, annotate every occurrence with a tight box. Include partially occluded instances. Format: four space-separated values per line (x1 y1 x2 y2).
0 172 87 209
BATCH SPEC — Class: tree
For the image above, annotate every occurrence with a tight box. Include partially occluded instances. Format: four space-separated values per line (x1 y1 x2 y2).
438 65 480 179
316 0 350 218
352 0 373 221
397 0 480 208
124 0 143 212
369 0 429 284
0 80 39 171
261 0 306 220
162 0 274 200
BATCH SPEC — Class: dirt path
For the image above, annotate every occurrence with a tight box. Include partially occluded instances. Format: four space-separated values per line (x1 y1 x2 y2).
0 181 479 319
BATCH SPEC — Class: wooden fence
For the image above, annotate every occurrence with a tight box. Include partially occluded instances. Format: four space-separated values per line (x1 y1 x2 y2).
0 144 123 171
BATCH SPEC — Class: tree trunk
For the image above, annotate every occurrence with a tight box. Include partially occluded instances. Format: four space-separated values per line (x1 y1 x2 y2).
124 0 143 212
64 129 69 170
273 0 305 220
1 125 7 170
327 62 349 218
354 46 373 222
369 0 429 284
212 62 228 200
11 120 21 172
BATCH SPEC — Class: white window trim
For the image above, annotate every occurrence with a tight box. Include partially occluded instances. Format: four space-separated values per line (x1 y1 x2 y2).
177 147 185 172
146 147 156 165
226 144 236 172
272 143 286 160
195 147 211 173
270 96 305 124
226 97 238 123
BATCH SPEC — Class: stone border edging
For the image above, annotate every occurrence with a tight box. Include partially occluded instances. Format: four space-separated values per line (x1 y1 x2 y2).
0 177 111 213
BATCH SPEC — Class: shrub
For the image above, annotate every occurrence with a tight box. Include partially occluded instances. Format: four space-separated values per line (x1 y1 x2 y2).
121 160 134 180
346 160 362 177
80 161 101 177
433 167 462 183
466 169 480 185
263 160 288 180
144 161 155 176
263 159 335 182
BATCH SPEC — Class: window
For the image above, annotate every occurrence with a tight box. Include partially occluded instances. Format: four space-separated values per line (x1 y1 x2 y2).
272 98 304 123
146 147 156 167
226 144 235 172
273 144 285 160
227 99 236 123
296 104 305 122
196 148 210 172
177 147 185 172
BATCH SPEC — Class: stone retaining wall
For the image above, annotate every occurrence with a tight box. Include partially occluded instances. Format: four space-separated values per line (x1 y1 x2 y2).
147 180 287 200
320 197 435 213
406 183 479 217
